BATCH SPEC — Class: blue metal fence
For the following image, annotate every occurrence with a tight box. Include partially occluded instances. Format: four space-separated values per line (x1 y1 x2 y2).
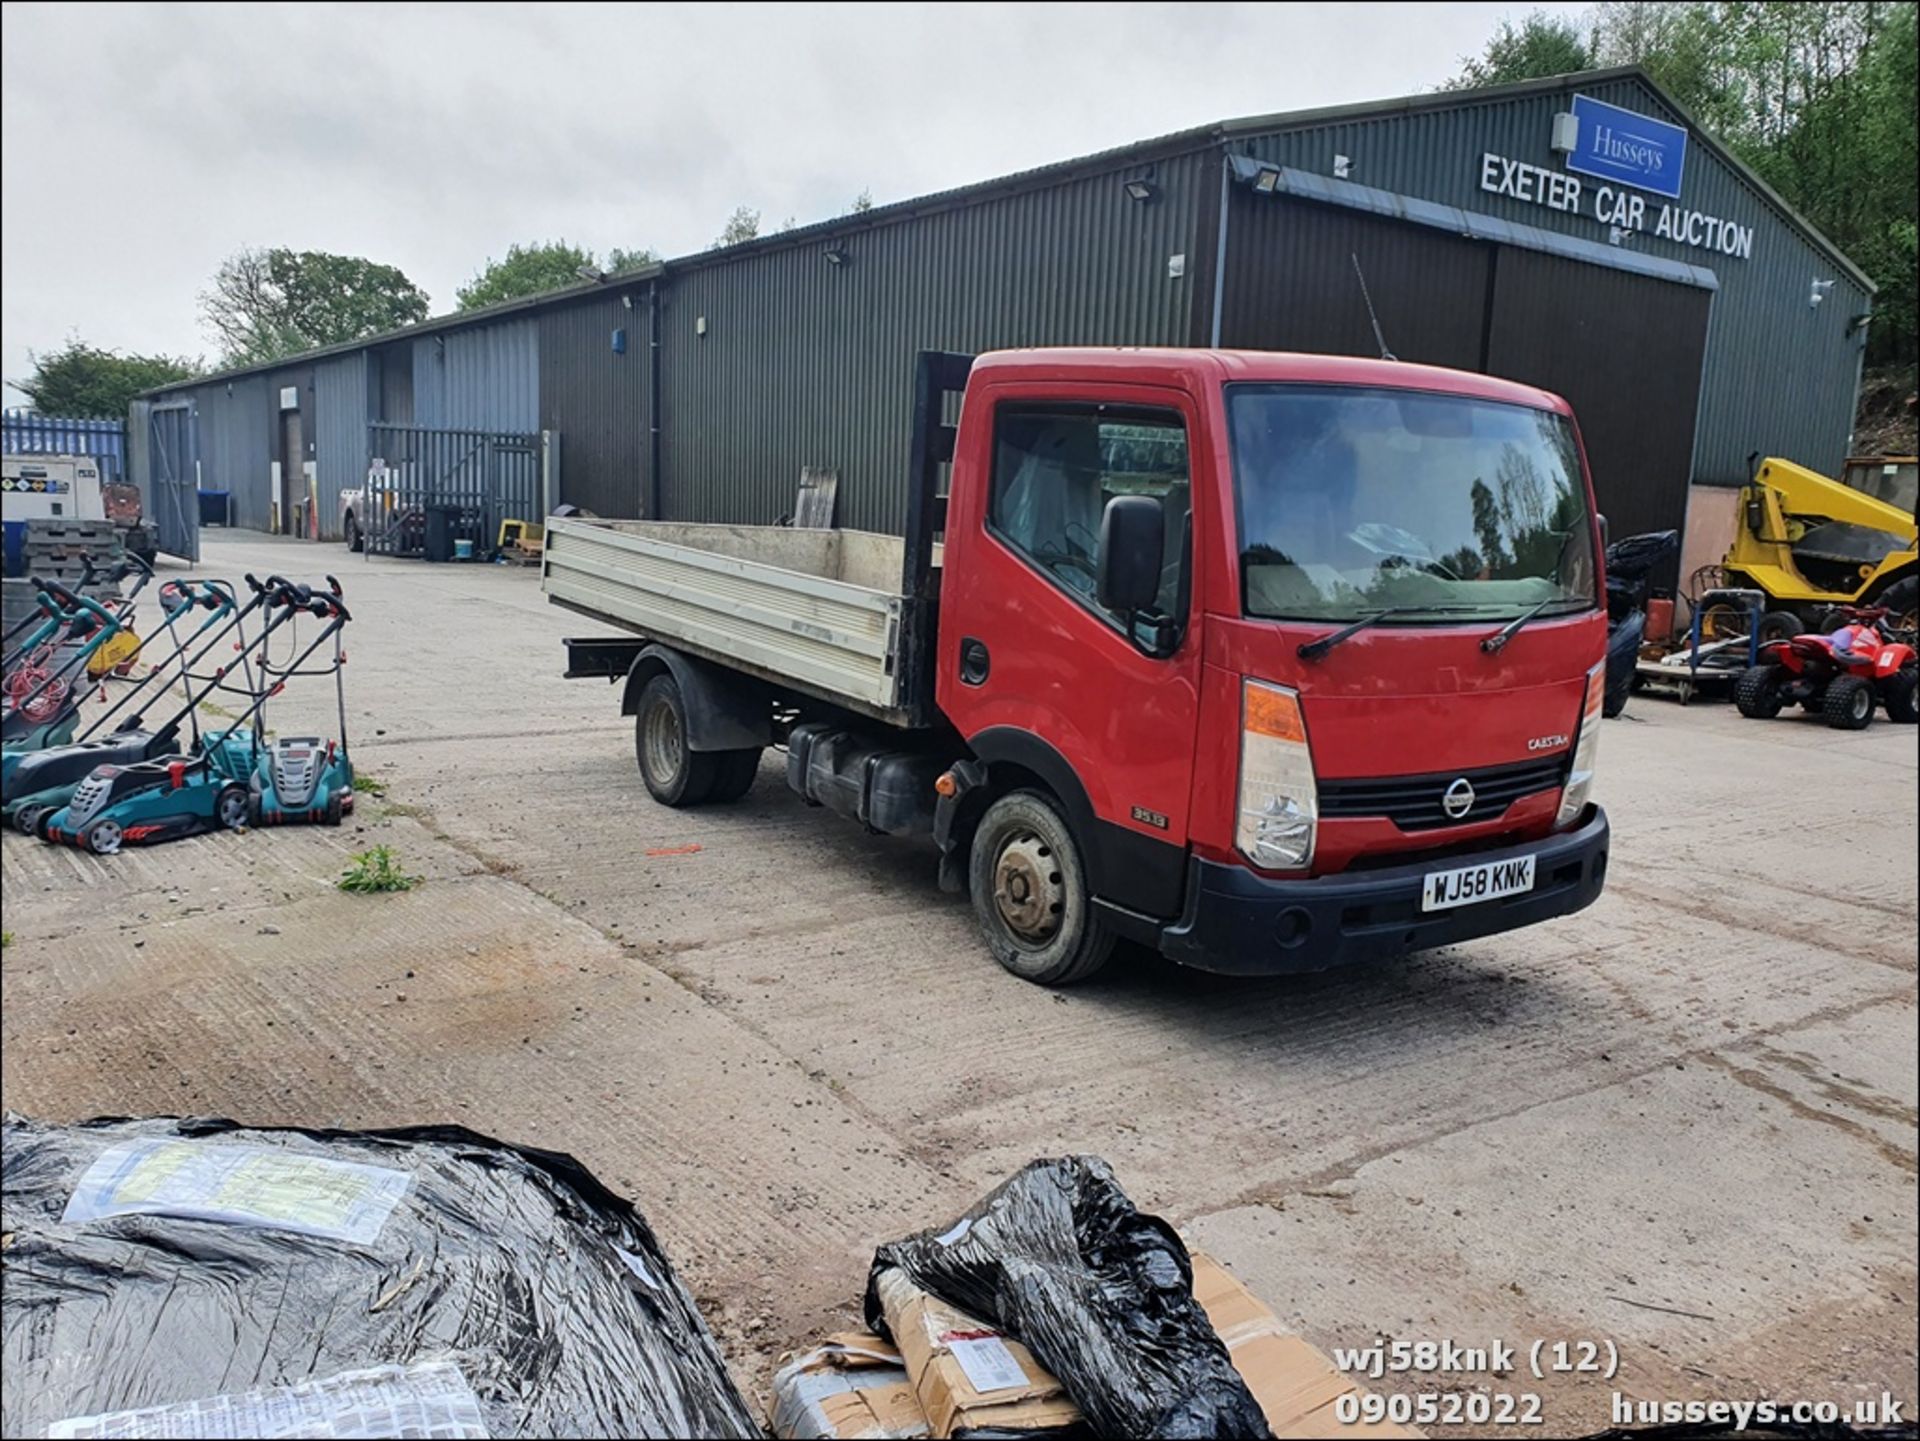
1 410 127 484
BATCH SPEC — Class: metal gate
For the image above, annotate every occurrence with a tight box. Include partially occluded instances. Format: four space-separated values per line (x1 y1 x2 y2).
362 424 545 558
145 400 201 563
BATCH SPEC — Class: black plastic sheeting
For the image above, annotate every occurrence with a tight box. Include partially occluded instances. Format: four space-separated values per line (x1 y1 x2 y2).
1 1114 760 1439
865 1156 1272 1441
1605 530 1680 618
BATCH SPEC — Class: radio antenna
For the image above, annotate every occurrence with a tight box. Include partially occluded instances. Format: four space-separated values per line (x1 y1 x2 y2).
1351 253 1397 361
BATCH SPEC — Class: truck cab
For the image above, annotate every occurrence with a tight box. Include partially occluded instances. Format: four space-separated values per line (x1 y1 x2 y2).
549 347 1610 985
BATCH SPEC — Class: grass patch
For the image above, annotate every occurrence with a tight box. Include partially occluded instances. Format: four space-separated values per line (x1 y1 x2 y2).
1 931 12 950
351 774 387 798
338 845 422 894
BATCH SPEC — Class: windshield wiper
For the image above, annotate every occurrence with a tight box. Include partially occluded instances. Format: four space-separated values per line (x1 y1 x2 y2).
1298 607 1421 661
1480 598 1561 654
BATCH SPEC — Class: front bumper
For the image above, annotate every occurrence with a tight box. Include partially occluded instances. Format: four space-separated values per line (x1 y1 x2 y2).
1160 806 1609 975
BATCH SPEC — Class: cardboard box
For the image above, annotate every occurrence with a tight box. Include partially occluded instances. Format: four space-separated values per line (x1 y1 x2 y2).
771 1332 931 1440
1191 1254 1422 1439
870 1267 1084 1437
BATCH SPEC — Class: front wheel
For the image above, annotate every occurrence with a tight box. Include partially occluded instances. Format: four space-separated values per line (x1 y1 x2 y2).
216 784 250 830
968 789 1114 986
83 819 123 855
1823 674 1875 730
634 673 717 807
1882 662 1918 724
345 513 364 553
1735 664 1786 719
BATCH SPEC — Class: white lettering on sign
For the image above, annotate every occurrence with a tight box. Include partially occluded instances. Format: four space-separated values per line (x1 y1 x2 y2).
1481 153 1753 261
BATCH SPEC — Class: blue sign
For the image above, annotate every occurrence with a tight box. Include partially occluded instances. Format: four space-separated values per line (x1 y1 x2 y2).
1565 94 1687 200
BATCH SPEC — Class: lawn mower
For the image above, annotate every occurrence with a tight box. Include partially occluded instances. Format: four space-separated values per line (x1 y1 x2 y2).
1734 605 1918 731
247 575 355 826
2 585 133 751
4 573 308 832
40 585 350 854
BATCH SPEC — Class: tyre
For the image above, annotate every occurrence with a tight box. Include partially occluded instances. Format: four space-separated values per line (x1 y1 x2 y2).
1757 610 1804 644
1822 674 1875 730
633 673 717 807
216 784 250 830
33 807 59 842
345 513 363 553
83 819 123 855
967 789 1114 986
1882 662 1919 724
13 805 45 837
324 791 345 825
1734 664 1786 719
1878 576 1918 638
706 748 762 803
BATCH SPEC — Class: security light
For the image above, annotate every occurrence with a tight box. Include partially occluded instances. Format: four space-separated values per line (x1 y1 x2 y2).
576 264 607 283
824 246 849 266
1123 177 1159 203
1252 167 1281 194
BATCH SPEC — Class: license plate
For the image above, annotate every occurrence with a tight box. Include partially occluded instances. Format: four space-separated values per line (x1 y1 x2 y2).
1421 855 1536 912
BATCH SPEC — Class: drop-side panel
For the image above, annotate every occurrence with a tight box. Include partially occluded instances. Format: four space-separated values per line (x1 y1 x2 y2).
542 518 906 718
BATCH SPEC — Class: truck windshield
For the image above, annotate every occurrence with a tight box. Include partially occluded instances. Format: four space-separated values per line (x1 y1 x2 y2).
1229 384 1598 623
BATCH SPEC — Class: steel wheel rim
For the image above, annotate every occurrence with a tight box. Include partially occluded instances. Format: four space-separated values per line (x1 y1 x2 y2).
993 830 1065 943
90 820 122 855
644 701 684 784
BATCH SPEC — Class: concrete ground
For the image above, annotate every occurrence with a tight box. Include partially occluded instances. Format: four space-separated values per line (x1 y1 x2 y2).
3 530 1914 1435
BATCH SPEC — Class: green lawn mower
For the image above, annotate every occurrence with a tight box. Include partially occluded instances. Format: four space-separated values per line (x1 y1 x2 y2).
39 584 349 855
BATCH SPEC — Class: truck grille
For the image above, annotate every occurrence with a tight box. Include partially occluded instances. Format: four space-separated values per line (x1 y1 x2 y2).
1319 757 1567 831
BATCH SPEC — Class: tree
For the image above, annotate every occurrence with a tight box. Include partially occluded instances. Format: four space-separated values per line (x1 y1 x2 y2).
1442 11 1593 90
16 340 200 419
847 189 875 214
458 240 594 310
201 248 429 366
606 246 661 274
713 206 761 248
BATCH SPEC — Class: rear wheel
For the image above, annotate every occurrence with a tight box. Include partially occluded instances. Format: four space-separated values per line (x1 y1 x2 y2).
1734 664 1787 719
1822 675 1875 730
345 512 363 553
968 789 1114 986
1757 610 1804 644
634 673 717 807
13 805 45 837
706 748 762 802
1882 661 1918 724
324 791 345 825
83 819 123 855
216 784 250 830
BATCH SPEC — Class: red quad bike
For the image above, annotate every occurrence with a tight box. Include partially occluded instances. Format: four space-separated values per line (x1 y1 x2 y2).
1735 606 1919 730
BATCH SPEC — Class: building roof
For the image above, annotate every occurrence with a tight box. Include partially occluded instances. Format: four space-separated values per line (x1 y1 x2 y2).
146 66 1871 397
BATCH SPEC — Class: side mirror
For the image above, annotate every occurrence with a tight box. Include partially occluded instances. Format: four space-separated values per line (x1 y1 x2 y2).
1596 513 1610 550
1097 494 1165 619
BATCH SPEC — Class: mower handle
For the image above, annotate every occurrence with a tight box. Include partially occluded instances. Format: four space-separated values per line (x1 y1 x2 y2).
33 576 84 611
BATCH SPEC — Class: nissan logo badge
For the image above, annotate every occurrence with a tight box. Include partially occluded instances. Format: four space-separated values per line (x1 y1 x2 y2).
1442 777 1476 820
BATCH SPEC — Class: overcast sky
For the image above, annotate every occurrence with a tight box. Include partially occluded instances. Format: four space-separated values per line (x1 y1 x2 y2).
1 1 1581 405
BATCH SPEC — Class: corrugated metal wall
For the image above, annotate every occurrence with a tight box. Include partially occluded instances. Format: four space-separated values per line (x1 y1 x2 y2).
538 291 651 515
314 353 368 539
1228 75 1869 483
658 151 1210 532
413 319 539 431
191 376 274 530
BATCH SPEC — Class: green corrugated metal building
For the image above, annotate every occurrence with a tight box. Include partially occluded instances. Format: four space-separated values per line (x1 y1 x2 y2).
135 66 1872 578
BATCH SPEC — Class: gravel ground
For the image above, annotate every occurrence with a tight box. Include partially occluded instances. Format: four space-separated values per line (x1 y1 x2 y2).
3 531 1913 1434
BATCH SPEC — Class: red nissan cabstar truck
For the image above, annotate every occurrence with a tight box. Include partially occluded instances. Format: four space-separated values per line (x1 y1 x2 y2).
546 349 1610 985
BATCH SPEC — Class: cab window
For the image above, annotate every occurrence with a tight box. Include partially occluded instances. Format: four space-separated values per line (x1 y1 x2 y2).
987 406 1190 624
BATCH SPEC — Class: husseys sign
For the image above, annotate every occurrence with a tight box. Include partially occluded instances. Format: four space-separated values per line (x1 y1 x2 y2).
1476 94 1753 261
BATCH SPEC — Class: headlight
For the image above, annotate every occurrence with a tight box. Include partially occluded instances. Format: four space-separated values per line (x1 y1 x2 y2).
1556 662 1604 828
1237 680 1317 870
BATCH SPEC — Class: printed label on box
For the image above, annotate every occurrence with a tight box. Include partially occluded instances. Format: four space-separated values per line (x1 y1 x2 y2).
945 1336 1029 1396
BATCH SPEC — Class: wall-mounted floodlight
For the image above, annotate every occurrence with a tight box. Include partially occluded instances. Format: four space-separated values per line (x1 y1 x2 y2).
1252 167 1281 194
576 264 607 283
823 246 849 266
1123 177 1159 203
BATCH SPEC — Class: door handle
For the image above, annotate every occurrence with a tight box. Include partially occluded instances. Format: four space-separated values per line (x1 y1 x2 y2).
959 637 990 685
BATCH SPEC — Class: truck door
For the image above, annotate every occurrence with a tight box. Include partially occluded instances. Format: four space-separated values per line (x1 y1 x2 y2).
938 382 1204 920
